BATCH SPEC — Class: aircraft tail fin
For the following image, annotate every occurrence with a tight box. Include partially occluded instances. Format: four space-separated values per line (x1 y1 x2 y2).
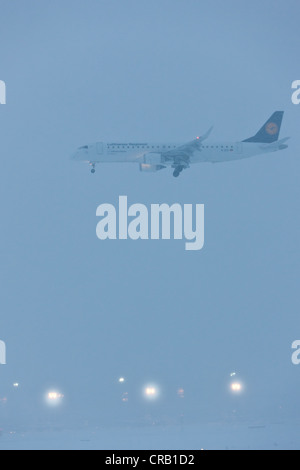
243 111 284 143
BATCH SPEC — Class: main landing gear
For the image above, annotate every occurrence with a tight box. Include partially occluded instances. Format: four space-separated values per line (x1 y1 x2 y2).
173 165 185 178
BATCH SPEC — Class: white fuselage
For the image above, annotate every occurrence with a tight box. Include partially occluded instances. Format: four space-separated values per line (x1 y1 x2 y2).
72 140 276 166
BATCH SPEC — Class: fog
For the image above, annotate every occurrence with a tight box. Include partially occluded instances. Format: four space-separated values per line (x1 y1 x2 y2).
0 0 299 449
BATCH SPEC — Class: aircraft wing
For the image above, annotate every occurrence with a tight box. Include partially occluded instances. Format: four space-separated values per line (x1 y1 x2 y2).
162 127 213 165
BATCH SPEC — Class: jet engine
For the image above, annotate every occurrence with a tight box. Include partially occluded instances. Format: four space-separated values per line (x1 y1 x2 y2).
143 153 164 165
140 153 166 172
140 163 166 172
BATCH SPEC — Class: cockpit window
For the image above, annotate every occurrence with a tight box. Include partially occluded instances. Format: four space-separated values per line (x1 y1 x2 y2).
79 146 88 150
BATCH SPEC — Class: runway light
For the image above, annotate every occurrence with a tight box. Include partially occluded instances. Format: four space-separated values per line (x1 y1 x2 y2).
231 382 242 393
144 385 159 400
46 391 64 406
48 392 61 400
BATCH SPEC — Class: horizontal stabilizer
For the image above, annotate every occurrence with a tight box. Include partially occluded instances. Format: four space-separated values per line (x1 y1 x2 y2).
260 136 290 151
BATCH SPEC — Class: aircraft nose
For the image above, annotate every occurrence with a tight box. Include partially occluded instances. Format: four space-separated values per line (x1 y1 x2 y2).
71 150 81 161
71 145 89 161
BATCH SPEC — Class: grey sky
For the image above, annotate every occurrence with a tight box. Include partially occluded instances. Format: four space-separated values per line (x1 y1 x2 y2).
0 0 299 426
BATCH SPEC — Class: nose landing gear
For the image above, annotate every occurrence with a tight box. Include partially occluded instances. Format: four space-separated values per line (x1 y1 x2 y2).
90 163 96 174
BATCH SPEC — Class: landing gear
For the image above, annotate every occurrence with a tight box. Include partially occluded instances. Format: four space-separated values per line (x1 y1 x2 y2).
91 168 96 174
90 163 96 174
173 166 184 178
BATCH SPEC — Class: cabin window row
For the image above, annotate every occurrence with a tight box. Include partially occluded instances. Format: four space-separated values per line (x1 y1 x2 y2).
107 145 177 150
107 145 235 150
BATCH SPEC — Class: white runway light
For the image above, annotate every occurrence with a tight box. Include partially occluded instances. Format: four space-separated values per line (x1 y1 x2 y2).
144 385 159 400
46 391 64 406
231 382 242 393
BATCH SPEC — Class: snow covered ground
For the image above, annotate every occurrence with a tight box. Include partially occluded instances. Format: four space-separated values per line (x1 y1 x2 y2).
0 422 299 450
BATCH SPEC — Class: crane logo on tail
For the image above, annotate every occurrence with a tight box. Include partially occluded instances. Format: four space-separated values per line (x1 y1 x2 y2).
265 122 278 135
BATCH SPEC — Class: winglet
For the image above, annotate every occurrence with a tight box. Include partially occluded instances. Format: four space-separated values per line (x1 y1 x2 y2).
197 126 213 142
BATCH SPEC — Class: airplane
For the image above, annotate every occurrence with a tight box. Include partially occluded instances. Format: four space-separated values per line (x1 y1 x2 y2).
71 112 289 178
